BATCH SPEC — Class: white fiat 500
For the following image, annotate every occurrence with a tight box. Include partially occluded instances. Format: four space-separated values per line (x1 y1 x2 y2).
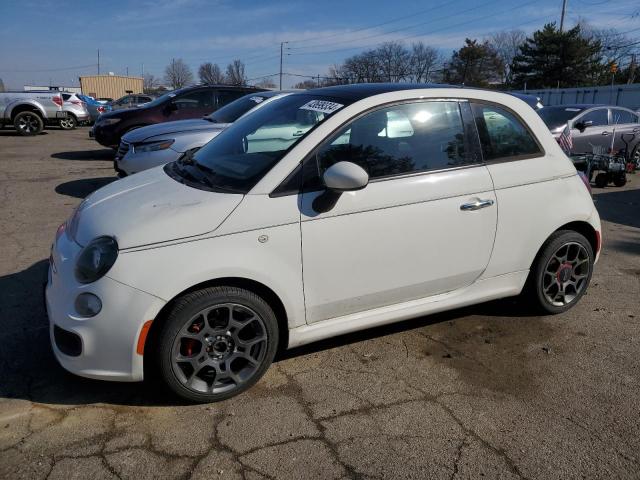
47 84 601 402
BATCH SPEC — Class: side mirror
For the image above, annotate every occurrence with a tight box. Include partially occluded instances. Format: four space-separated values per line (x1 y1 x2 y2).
574 120 592 133
165 102 178 114
313 161 369 213
323 161 369 192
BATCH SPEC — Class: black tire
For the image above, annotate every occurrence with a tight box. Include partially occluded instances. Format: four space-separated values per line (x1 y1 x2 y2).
13 111 44 136
613 174 627 187
155 286 279 403
594 172 608 188
59 115 77 130
525 230 594 315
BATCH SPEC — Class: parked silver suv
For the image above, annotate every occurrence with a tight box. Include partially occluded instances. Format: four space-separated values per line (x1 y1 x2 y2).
59 93 90 130
0 91 67 135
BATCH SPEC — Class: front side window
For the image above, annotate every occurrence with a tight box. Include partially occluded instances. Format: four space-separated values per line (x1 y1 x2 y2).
169 94 351 193
577 108 608 127
315 101 476 180
471 103 541 161
207 93 273 124
173 90 214 110
611 109 638 125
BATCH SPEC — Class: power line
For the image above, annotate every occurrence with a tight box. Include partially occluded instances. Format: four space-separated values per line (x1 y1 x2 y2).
0 63 97 73
289 0 540 57
290 0 503 52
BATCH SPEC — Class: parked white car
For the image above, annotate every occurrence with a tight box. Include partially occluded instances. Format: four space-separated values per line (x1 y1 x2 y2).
59 92 90 130
115 91 291 176
46 84 601 402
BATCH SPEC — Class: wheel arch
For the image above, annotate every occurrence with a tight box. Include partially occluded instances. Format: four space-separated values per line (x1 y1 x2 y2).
10 103 45 122
528 220 599 273
144 276 290 365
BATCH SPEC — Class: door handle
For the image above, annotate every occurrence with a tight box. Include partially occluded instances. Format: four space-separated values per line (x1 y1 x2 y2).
460 199 494 211
601 131 610 136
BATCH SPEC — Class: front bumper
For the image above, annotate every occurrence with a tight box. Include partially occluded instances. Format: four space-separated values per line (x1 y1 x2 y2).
46 231 165 381
117 146 182 175
92 123 120 148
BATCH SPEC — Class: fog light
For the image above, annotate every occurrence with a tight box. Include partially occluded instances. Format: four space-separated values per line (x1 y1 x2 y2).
75 293 102 317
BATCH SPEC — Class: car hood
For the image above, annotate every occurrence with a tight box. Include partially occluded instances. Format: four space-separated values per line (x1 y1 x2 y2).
123 119 228 143
73 167 243 249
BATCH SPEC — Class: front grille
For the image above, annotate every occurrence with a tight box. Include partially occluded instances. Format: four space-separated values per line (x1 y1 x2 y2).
115 141 130 160
54 325 82 357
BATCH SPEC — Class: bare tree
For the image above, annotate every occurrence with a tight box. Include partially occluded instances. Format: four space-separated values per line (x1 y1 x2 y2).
164 58 193 89
488 30 526 84
376 42 411 82
198 62 224 84
225 60 246 85
143 73 159 93
0 77 5 92
255 78 277 88
409 42 442 82
293 79 318 89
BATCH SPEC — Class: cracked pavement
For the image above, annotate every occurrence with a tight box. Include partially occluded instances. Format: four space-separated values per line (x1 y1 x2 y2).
1 128 639 479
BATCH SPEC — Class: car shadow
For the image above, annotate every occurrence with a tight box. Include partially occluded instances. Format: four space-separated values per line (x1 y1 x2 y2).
0 130 49 137
0 258 540 407
55 177 117 198
593 185 640 229
51 149 114 161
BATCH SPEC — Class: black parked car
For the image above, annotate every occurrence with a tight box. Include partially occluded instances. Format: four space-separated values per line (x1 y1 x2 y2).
91 85 266 148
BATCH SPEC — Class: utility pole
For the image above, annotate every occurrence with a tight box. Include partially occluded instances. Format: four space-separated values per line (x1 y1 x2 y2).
279 41 288 90
560 0 568 32
141 63 144 77
126 66 129 77
97 49 100 75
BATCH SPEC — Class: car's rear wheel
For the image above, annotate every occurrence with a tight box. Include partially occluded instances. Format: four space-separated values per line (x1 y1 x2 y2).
613 173 627 187
527 230 594 314
14 111 44 136
59 115 77 130
156 286 278 403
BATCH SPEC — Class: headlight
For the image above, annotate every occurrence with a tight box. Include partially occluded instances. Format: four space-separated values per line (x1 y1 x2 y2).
100 118 121 126
75 236 119 284
133 139 175 153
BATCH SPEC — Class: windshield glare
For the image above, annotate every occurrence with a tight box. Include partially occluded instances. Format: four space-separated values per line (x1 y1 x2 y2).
185 94 349 193
143 89 181 107
539 107 584 129
207 94 272 124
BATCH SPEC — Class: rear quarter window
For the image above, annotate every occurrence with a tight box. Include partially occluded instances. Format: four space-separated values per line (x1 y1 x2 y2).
471 102 542 161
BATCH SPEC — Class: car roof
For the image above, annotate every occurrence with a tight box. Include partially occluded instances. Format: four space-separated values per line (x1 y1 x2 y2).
543 104 607 110
304 83 458 101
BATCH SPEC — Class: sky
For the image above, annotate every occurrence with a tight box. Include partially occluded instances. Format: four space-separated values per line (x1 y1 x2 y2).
1 0 639 89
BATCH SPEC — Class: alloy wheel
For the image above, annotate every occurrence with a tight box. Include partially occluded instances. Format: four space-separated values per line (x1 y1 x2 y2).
60 118 75 129
541 241 591 307
17 114 39 133
170 303 268 394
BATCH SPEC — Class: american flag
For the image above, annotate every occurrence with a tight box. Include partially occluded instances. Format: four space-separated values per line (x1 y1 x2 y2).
557 124 573 153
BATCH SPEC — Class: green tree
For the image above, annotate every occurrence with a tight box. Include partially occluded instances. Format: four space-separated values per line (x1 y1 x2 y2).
444 39 504 87
511 23 604 89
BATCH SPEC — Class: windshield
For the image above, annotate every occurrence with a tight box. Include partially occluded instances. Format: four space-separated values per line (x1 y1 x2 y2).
169 94 350 193
539 107 584 129
207 93 274 124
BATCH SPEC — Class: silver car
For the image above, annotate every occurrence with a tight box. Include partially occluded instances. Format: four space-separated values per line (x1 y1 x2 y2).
539 104 640 160
59 93 90 129
115 91 289 176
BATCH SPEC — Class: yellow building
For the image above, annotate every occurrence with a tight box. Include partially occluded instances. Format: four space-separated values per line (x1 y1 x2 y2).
79 75 144 100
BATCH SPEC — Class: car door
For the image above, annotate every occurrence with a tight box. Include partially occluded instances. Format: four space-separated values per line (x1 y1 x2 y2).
299 100 497 324
610 108 640 153
167 90 216 120
571 107 610 154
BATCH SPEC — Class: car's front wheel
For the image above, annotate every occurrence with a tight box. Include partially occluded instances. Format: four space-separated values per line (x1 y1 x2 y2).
155 286 279 403
527 230 594 314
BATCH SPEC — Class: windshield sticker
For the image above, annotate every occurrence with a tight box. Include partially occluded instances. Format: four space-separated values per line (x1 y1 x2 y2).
300 100 344 114
250 96 265 103
565 108 581 111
